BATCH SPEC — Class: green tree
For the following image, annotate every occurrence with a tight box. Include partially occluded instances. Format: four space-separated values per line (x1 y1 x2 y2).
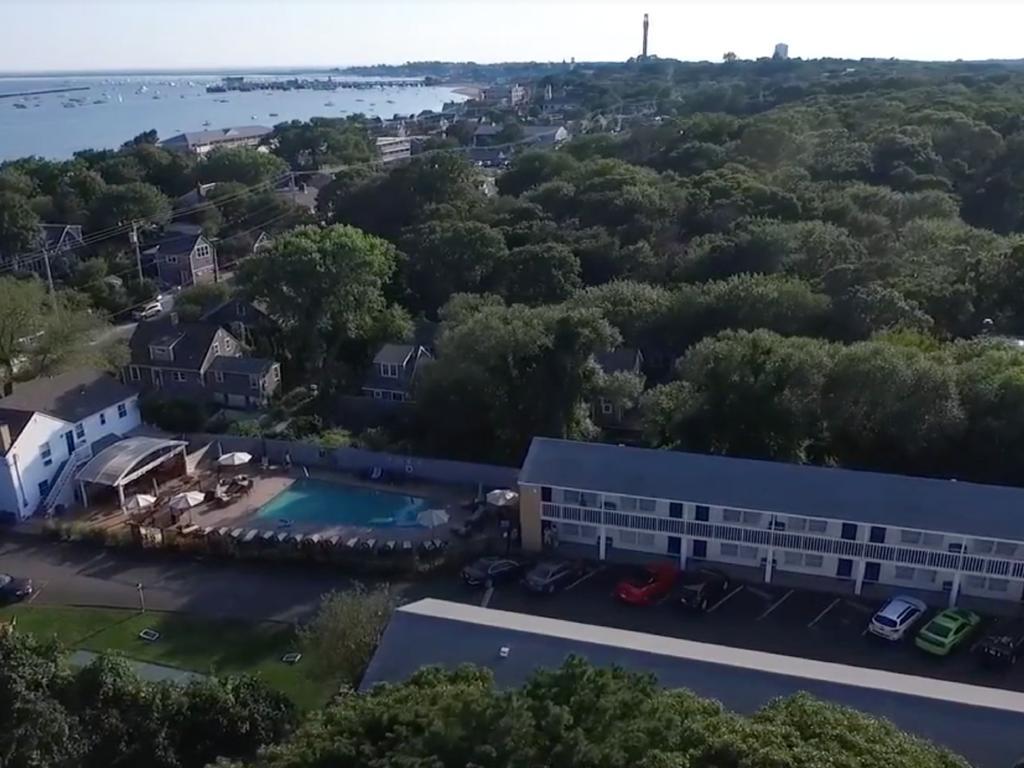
271 118 374 170
175 282 231 322
495 242 582 305
398 220 508 316
87 182 171 233
198 148 289 186
236 225 408 386
298 585 397 689
0 192 41 258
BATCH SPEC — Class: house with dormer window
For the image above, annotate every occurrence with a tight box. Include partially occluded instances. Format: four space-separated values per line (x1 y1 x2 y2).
125 315 280 409
142 224 217 288
361 344 432 403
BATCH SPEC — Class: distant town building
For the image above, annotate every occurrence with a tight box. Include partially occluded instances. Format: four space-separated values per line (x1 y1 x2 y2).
375 136 412 164
481 83 527 107
773 42 790 60
159 125 273 155
0 223 85 278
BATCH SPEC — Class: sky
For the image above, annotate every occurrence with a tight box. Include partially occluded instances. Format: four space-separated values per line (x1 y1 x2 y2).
2 0 1024 73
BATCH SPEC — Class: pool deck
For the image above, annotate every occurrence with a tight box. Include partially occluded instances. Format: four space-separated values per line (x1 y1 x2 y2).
184 467 471 542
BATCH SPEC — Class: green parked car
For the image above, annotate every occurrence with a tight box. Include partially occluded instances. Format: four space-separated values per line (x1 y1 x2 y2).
915 608 981 656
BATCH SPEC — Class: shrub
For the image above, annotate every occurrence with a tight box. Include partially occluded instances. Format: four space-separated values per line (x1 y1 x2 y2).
140 396 208 433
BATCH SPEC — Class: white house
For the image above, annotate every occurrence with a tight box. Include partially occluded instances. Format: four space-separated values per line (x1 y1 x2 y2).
0 369 141 521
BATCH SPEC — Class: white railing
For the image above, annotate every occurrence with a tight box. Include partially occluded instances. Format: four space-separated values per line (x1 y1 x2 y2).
541 502 1024 579
39 445 93 514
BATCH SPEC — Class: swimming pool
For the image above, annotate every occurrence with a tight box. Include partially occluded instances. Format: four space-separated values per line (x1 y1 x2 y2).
255 479 431 527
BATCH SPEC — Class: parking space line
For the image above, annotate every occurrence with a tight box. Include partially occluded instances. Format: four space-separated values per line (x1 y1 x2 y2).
746 586 774 600
27 580 47 603
844 599 874 615
481 586 494 607
808 597 841 628
707 585 743 613
566 567 603 592
757 589 794 620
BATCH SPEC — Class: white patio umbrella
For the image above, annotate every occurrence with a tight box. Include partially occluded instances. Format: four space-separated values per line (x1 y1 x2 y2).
217 451 253 467
417 508 450 529
123 494 156 513
486 489 519 507
168 491 206 511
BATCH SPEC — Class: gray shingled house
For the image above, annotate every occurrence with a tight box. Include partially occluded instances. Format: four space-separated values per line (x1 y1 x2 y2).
125 316 280 409
142 224 216 288
361 343 433 402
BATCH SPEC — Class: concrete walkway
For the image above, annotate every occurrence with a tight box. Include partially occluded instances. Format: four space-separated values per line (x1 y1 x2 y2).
68 649 205 684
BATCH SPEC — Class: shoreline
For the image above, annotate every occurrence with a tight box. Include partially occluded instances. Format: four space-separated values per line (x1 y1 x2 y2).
450 84 482 99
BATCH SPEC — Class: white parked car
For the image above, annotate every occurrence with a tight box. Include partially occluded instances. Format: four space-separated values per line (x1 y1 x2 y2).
133 300 163 321
867 595 928 641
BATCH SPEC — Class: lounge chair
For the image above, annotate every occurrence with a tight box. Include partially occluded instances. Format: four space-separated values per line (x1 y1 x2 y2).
359 538 377 552
432 538 448 552
345 536 360 550
242 529 260 544
368 466 384 481
381 540 397 555
401 540 413 554
419 539 436 554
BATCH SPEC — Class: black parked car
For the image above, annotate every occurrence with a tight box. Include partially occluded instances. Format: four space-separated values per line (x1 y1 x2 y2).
522 561 585 594
677 568 731 612
461 556 524 587
0 573 33 603
973 618 1024 668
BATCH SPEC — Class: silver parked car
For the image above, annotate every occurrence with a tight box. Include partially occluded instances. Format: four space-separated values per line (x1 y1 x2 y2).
867 595 928 641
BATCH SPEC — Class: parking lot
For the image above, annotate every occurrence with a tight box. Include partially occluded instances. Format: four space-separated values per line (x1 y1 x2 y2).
414 559 1024 693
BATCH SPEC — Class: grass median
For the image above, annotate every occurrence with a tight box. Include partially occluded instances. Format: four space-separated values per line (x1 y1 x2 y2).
0 604 331 709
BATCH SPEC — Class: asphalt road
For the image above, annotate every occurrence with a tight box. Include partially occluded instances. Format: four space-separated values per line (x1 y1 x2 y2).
0 535 352 623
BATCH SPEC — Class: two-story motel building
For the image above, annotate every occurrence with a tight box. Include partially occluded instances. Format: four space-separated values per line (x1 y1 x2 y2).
518 438 1024 607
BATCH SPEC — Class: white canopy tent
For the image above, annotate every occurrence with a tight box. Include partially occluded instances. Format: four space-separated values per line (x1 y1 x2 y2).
75 436 190 509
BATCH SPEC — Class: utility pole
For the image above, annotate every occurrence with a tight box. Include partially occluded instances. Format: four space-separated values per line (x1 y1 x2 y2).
129 222 144 282
41 249 58 313
136 582 146 613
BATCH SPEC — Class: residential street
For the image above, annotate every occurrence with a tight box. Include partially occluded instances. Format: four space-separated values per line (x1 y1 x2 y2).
0 535 352 623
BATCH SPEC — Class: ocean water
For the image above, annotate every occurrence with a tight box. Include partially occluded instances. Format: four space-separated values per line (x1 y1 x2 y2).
0 71 465 160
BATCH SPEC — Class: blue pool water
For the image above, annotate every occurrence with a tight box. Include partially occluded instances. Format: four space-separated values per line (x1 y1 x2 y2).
256 479 430 527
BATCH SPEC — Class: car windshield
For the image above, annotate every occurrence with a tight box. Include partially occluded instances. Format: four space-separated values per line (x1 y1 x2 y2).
874 615 898 628
928 622 954 638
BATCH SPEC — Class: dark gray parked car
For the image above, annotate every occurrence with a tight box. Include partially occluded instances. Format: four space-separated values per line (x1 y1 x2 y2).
522 561 585 594
0 573 33 603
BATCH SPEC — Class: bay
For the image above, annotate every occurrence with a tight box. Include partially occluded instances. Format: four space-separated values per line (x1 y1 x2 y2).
0 71 466 161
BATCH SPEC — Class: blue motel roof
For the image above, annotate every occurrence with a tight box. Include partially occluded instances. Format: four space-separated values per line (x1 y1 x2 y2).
519 437 1024 541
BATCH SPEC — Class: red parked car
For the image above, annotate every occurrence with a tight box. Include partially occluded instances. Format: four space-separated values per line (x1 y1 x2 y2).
614 563 677 605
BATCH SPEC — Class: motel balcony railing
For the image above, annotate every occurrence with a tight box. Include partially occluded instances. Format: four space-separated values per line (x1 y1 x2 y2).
541 502 1024 579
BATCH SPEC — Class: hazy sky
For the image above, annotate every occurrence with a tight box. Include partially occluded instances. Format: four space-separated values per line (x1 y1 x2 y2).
3 0 1023 73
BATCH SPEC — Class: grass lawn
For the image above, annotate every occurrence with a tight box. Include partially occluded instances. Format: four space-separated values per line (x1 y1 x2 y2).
0 604 333 710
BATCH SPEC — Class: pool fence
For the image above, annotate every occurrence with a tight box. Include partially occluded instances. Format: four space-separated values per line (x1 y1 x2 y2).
186 434 520 490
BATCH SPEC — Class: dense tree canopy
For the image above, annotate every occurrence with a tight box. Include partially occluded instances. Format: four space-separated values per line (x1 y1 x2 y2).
252 657 966 768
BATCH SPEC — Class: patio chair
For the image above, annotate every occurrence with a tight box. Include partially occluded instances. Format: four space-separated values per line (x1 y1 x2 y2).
432 538 448 552
419 539 436 555
359 538 377 552
345 536 361 550
401 540 414 554
381 540 397 555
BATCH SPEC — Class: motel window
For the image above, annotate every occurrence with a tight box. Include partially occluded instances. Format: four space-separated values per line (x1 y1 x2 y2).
172 371 186 382
803 554 823 569
562 490 581 505
741 511 762 525
783 551 802 566
129 366 141 381
40 442 52 467
739 546 759 560
75 423 85 440
966 575 986 589
869 526 887 544
894 566 915 581
840 523 858 540
695 505 710 522
600 399 613 415
995 542 1019 558
922 533 944 548
117 403 128 419
372 390 382 400
669 502 683 519
807 519 828 534
720 543 739 558
787 517 806 532
637 498 656 513
579 492 599 508
619 496 637 512
722 509 742 524
541 486 551 502
948 542 964 554
249 375 259 390
99 412 106 426
972 539 995 555
380 363 400 378
988 578 1010 592
900 529 922 545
